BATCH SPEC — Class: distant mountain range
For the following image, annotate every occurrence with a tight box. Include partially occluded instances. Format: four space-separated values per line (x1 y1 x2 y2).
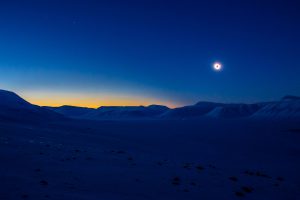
0 89 300 121
45 105 170 120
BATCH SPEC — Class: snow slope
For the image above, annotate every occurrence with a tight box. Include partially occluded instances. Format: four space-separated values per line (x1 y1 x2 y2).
251 96 300 120
205 103 262 118
161 97 300 120
81 105 170 120
0 89 33 108
44 105 95 118
0 89 63 122
0 119 299 200
0 89 300 199
161 102 262 119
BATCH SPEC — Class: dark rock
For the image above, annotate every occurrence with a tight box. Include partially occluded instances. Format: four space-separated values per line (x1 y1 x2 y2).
256 171 271 179
172 176 181 186
241 186 253 193
40 180 48 186
196 165 204 171
128 157 133 161
229 176 238 182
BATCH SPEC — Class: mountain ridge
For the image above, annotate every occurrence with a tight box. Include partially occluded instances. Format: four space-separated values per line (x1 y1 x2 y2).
0 89 64 122
0 89 299 121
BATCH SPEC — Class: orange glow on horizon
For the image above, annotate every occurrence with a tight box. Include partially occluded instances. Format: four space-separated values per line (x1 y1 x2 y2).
20 92 178 108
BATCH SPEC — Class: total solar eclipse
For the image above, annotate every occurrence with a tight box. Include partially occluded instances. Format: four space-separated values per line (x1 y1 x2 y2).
213 62 222 71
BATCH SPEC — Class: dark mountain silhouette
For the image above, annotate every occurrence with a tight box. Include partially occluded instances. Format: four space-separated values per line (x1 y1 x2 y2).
1 89 299 121
81 105 170 120
44 105 95 118
0 89 63 122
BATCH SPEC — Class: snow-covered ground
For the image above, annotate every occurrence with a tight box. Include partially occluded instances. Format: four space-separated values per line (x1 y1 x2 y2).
0 118 299 200
0 89 300 199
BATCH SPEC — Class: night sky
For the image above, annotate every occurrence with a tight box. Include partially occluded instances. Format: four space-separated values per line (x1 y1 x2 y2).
0 0 299 108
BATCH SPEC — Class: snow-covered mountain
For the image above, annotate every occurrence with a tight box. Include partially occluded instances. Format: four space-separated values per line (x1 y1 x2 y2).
81 105 170 120
161 102 263 119
1 89 300 121
205 103 263 118
0 89 32 108
44 105 95 118
250 96 300 120
160 102 221 119
161 97 300 120
0 89 63 122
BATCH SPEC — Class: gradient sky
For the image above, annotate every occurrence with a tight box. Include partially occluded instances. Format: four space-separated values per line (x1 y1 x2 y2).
0 0 299 108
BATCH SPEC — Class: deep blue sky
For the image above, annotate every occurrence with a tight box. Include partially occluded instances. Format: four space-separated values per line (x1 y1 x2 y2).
0 0 299 107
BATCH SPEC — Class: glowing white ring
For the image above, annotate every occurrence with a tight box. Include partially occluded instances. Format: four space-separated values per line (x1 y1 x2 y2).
213 62 222 71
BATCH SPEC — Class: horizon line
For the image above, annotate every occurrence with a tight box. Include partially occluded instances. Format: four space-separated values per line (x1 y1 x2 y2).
1 89 298 109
